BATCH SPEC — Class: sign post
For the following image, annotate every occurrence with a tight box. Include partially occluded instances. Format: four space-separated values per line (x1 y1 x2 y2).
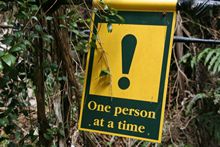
79 0 177 143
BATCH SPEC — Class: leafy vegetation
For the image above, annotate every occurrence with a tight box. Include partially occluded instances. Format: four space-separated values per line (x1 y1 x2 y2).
0 0 220 146
0 0 89 146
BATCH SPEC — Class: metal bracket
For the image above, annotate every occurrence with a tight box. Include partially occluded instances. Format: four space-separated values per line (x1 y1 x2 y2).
174 36 220 44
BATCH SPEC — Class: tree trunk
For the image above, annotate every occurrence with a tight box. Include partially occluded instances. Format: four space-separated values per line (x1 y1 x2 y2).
35 37 51 146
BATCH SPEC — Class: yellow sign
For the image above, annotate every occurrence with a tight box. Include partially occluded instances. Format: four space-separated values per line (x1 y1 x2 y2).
93 0 177 11
90 23 167 102
79 0 177 143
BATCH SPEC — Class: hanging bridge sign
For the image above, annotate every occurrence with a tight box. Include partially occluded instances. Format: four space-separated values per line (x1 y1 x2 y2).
79 0 177 143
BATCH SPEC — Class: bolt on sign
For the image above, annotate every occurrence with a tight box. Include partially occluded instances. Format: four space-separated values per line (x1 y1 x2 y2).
79 0 177 143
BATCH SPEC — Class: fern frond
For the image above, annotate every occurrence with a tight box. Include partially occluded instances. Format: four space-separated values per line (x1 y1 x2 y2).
205 50 216 65
208 53 220 71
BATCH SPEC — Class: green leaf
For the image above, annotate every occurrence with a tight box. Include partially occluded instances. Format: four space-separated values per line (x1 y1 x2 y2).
58 129 65 137
205 50 215 65
212 58 220 74
10 46 22 52
99 69 111 77
186 93 207 115
107 23 112 33
58 76 67 81
1 35 14 46
218 64 220 73
31 16 38 21
43 133 52 140
72 29 80 36
42 34 54 42
191 56 197 69
208 53 220 71
20 11 29 19
30 4 39 11
59 24 67 29
30 33 39 39
17 1 25 7
116 14 125 23
0 61 3 71
0 117 9 127
10 43 26 52
24 40 32 47
2 53 16 66
197 48 211 61
70 22 78 28
179 52 192 64
0 50 5 57
46 16 53 21
35 24 42 32
14 31 22 38
0 2 7 11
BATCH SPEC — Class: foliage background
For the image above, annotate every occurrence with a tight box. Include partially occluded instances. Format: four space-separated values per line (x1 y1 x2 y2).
0 0 220 146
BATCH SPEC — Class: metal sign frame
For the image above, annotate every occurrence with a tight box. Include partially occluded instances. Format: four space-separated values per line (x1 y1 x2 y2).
78 0 176 141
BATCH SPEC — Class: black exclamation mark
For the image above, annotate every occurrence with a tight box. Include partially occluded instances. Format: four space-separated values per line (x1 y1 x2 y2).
118 34 137 90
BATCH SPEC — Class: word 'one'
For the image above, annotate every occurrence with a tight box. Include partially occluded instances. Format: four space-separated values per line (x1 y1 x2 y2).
87 101 156 119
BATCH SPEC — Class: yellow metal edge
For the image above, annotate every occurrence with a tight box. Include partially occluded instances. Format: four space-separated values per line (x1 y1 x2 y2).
78 13 96 130
158 11 177 141
93 0 177 11
78 127 160 143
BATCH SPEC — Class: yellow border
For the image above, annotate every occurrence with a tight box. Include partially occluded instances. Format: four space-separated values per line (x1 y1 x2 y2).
78 11 177 143
78 13 95 129
79 127 160 143
93 0 177 11
158 11 177 142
